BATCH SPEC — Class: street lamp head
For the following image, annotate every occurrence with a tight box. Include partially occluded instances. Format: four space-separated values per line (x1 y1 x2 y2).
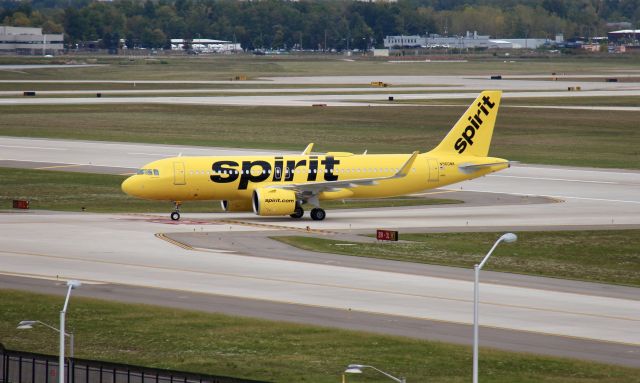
345 364 367 374
344 367 363 374
67 280 82 289
17 320 37 329
500 233 517 244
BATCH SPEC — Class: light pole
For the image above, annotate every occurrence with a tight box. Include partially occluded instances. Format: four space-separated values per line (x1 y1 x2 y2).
345 364 406 383
473 233 517 383
17 320 74 358
60 280 81 383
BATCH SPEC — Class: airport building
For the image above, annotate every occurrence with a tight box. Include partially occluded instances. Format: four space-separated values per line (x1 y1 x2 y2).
607 29 640 43
0 26 64 55
384 31 560 50
170 38 241 53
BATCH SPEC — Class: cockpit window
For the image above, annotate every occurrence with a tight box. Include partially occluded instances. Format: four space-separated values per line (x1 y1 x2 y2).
137 168 160 176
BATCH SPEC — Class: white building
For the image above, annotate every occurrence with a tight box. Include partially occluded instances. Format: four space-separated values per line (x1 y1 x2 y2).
0 26 64 54
384 31 560 50
170 38 241 53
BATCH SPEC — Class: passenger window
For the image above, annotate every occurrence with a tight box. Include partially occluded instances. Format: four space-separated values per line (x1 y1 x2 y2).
153 169 159 176
145 169 153 175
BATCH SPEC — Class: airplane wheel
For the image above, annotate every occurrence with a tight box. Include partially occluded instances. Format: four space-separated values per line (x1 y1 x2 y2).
310 208 326 221
170 212 181 221
290 207 304 219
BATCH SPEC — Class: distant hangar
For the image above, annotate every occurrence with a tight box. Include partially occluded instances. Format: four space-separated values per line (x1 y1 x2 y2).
384 31 563 50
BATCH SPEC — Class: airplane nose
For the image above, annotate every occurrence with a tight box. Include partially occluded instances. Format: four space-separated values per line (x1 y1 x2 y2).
121 176 137 196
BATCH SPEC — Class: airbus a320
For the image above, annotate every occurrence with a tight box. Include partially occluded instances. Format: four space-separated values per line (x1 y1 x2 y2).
122 90 509 221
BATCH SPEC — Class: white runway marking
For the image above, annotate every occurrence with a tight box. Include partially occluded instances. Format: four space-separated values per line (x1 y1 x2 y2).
0 144 67 151
488 174 618 185
128 152 172 156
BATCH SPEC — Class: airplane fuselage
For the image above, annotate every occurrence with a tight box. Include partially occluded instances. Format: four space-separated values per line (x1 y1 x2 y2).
122 152 508 202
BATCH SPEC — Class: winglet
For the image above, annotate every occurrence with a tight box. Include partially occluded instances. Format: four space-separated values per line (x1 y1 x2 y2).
302 143 314 155
392 151 420 178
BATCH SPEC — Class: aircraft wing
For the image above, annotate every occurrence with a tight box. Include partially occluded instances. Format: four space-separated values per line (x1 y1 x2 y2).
275 151 420 195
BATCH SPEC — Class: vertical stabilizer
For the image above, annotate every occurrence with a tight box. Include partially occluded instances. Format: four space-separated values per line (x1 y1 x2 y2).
432 90 502 157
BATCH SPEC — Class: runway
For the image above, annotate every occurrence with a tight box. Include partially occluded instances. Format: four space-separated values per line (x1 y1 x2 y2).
1 74 639 107
1 89 640 107
1 136 640 367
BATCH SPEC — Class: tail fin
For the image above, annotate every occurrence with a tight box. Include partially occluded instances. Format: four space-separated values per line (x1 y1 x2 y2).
432 90 502 157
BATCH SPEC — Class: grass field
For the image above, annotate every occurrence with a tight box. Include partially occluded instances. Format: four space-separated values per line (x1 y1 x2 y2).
0 167 457 213
2 289 638 383
274 230 640 287
2 55 640 81
0 103 638 168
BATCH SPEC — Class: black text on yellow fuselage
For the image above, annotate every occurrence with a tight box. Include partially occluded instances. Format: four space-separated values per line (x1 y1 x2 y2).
211 156 341 190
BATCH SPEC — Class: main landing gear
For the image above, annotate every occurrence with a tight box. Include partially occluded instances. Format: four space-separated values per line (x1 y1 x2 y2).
289 206 326 221
170 201 181 221
310 208 326 221
290 206 304 219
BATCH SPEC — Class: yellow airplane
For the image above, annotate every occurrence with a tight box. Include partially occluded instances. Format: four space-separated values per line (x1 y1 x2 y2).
122 90 509 221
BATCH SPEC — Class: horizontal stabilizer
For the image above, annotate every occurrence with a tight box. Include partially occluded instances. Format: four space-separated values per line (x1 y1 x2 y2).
458 161 511 174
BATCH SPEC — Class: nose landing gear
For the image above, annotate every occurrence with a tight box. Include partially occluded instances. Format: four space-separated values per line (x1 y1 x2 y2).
170 201 182 221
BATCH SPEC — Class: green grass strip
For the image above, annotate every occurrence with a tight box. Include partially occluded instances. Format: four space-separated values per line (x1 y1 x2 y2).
1 290 638 382
274 230 640 287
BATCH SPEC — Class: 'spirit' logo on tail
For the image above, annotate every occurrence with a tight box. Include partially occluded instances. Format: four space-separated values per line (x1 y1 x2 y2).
454 95 496 154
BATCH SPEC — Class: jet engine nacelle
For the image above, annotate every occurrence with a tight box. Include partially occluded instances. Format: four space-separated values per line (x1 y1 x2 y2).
221 199 254 212
252 188 297 216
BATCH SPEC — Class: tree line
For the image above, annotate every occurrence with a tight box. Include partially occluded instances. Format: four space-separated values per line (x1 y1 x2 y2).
1 0 638 51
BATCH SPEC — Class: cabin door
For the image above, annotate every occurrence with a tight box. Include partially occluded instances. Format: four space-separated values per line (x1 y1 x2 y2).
173 162 186 185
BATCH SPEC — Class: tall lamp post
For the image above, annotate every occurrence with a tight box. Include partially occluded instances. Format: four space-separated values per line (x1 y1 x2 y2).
473 233 517 383
17 320 74 357
60 280 81 383
345 364 406 383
